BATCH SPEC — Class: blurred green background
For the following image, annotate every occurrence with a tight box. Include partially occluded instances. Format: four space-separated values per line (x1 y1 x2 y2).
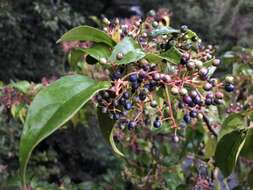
0 0 253 189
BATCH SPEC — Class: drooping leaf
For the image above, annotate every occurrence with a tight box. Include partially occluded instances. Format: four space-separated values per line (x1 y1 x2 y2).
57 26 116 47
150 26 180 37
68 48 85 66
160 46 182 64
219 113 245 139
241 129 253 160
19 75 111 185
69 44 111 66
109 37 145 64
214 129 247 177
97 108 124 157
10 81 30 94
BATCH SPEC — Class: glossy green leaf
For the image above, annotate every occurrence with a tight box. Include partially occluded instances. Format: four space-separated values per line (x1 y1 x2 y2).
150 26 180 37
214 129 247 177
219 113 245 139
109 37 145 64
57 26 116 47
19 75 111 186
97 108 124 157
160 46 182 64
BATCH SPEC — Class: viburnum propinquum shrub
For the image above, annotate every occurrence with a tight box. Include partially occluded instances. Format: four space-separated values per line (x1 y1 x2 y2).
17 9 253 189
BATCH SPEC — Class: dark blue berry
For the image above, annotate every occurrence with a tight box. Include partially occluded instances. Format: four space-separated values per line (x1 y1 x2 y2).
128 121 136 130
111 69 122 80
131 82 139 90
112 100 119 107
190 110 198 118
205 98 212 106
224 83 235 92
183 113 191 123
153 119 161 128
96 95 103 102
101 107 107 113
112 113 120 120
124 101 132 110
129 74 138 82
119 97 126 105
123 91 130 99
193 95 201 105
102 91 110 99
180 56 189 65
214 98 222 105
188 102 196 107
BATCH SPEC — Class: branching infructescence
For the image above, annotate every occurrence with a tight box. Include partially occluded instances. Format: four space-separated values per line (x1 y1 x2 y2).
95 10 235 139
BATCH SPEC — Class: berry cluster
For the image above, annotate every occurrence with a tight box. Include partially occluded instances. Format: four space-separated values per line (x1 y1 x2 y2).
95 10 235 133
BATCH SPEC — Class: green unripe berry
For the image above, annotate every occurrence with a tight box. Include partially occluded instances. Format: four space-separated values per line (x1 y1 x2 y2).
179 88 188 96
212 59 221 66
225 76 234 83
195 60 203 69
152 21 159 28
149 10 156 16
116 52 124 60
171 86 179 95
99 57 107 64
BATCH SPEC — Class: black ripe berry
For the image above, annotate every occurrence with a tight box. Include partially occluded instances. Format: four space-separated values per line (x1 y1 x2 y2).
139 91 146 101
123 91 130 99
190 110 198 118
128 121 136 130
131 82 140 90
129 74 138 82
205 98 212 106
153 118 161 128
183 113 191 123
225 83 235 92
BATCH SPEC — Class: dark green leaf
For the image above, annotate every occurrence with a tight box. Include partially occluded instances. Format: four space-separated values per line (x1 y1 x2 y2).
214 129 247 177
150 26 180 37
247 168 253 187
241 129 253 160
219 113 245 139
68 48 85 66
160 46 182 64
19 75 111 186
97 108 124 157
109 37 145 64
57 26 116 47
